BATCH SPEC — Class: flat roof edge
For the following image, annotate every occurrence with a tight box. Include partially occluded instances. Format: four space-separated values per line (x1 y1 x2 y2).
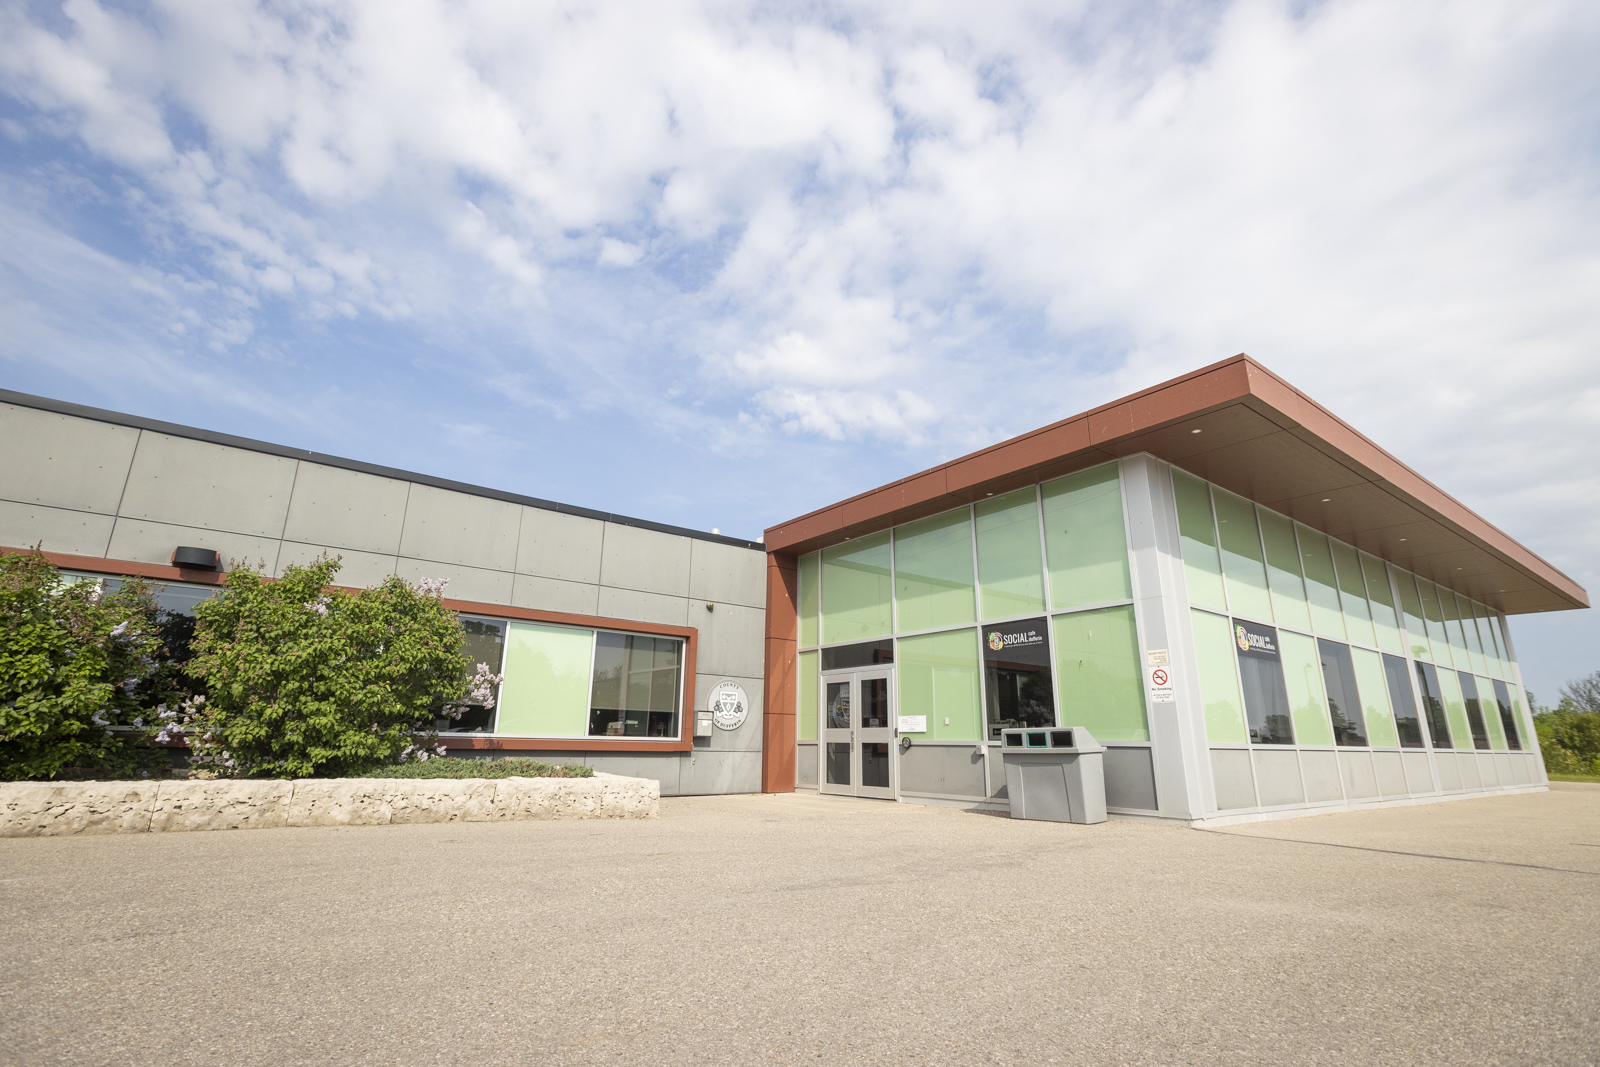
0 388 763 552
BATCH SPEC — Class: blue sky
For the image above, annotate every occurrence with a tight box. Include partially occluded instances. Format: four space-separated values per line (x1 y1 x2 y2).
1 0 1597 702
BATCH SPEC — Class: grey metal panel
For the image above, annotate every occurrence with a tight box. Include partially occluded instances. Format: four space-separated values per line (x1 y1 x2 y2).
688 537 767 609
117 433 298 537
586 754 682 796
0 404 139 514
392 557 514 605
1458 752 1483 790
1104 746 1158 811
106 518 283 571
1402 752 1435 794
796 743 818 787
1338 751 1379 800
275 542 398 588
397 484 521 571
1509 754 1531 785
1300 750 1342 803
510 573 601 616
1210 749 1256 811
1373 751 1408 796
897 744 986 799
692 674 764 753
515 506 605 584
0 500 115 557
1252 749 1304 807
1493 752 1513 786
1474 752 1498 789
677 750 763 795
1435 752 1463 791
280 463 410 556
600 521 692 596
985 746 1007 799
595 586 689 627
695 602 766 678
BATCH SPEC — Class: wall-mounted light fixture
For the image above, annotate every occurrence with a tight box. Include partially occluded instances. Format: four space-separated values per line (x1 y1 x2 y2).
171 546 220 570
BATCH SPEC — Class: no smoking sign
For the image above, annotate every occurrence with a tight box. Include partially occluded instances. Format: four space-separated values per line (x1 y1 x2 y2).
1148 664 1176 704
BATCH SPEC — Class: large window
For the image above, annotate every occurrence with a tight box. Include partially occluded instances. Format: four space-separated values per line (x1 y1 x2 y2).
1317 639 1367 747
589 632 683 738
982 616 1054 739
439 615 507 733
1234 618 1295 745
1456 672 1491 751
1490 679 1522 750
1414 662 1452 749
496 620 684 740
1382 653 1425 748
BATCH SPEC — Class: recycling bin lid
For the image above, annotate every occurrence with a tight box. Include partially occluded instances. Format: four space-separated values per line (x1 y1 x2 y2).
998 726 1103 753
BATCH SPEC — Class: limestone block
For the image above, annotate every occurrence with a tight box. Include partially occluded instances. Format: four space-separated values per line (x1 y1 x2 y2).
492 773 658 820
149 780 292 832
285 778 497 827
0 782 158 837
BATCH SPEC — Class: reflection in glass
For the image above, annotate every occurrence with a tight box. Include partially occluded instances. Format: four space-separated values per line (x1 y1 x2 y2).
1234 619 1294 745
1491 679 1522 750
1317 639 1368 746
1382 653 1425 748
440 616 506 732
982 616 1055 739
1457 672 1491 750
859 677 890 729
821 640 894 671
826 743 852 785
1414 662 1452 748
825 682 851 730
588 632 682 737
862 742 891 788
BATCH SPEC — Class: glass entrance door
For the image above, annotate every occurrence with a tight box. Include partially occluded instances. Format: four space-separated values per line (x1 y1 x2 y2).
819 669 896 800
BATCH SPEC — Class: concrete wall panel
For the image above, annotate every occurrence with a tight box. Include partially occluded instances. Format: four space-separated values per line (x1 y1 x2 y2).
898 743 985 798
1338 751 1379 800
118 434 297 537
1458 752 1483 790
106 518 282 571
587 754 682 796
1373 751 1407 796
695 602 766 678
678 750 762 795
281 464 409 555
1104 747 1159 811
1210 749 1256 811
688 538 767 609
275 541 398 589
393 557 514 605
1435 752 1463 792
1509 754 1530 785
397 484 520 571
0 501 115 557
1493 752 1514 787
599 522 691 596
796 743 818 787
692 673 764 753
1401 752 1435 794
515 508 604 584
511 573 601 616
595 586 688 628
1300 750 1342 803
1253 749 1304 807
0 405 139 514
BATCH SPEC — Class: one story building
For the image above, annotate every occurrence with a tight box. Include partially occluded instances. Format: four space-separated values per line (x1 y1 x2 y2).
2 355 1587 822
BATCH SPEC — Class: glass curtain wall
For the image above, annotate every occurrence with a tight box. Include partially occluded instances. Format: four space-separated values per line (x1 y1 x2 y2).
794 461 1148 754
1175 469 1531 767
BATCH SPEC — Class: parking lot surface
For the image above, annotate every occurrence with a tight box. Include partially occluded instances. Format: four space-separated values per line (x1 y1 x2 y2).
3 785 1597 1066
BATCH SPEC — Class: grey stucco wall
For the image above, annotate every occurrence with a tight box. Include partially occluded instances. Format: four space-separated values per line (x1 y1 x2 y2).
0 400 768 796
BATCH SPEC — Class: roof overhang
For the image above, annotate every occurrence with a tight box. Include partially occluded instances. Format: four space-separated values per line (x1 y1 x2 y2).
764 355 1587 616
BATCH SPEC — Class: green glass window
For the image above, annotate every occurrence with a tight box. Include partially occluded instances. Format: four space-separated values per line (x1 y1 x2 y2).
821 532 892 643
1396 570 1433 661
798 552 820 649
1214 489 1272 622
1435 666 1472 748
894 508 976 633
1481 604 1508 679
1417 579 1452 666
896 628 983 741
1041 464 1132 610
1461 604 1488 677
1330 540 1376 649
797 650 818 741
1362 553 1405 655
1351 647 1399 748
1297 525 1345 640
1414 661 1452 748
1051 605 1148 741
589 632 683 737
496 621 595 737
1259 510 1311 633
1281 630 1335 746
1441 591 1472 674
1477 674 1507 750
1173 469 1225 611
1192 609 1248 744
975 489 1046 620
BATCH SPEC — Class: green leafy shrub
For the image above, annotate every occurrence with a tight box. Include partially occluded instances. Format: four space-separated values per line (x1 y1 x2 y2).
356 757 594 780
167 557 484 778
1534 700 1600 777
0 550 178 780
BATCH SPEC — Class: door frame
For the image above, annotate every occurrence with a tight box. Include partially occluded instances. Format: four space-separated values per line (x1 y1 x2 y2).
818 667 898 800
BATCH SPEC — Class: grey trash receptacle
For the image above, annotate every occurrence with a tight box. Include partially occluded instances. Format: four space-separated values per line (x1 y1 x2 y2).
1000 726 1107 824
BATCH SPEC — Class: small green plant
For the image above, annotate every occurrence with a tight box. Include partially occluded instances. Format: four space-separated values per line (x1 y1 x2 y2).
0 550 177 779
165 557 496 778
356 757 594 780
1534 704 1600 777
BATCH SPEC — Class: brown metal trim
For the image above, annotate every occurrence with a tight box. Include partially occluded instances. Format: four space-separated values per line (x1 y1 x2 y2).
761 552 798 792
762 354 1588 614
4 547 229 586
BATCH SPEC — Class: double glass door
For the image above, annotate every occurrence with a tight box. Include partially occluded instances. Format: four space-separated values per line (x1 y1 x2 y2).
820 669 896 800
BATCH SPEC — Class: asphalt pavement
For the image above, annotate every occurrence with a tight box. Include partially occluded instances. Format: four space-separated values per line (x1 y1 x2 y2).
3 784 1597 1066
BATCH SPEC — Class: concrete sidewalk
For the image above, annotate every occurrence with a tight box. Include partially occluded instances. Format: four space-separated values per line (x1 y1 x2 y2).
2 786 1596 1066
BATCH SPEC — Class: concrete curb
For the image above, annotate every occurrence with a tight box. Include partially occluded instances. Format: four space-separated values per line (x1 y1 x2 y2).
0 772 658 837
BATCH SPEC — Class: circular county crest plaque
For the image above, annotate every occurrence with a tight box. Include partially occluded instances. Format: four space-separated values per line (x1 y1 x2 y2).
708 681 749 731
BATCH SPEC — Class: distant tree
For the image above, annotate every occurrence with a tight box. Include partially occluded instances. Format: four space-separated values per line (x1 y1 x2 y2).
1558 671 1600 714
1534 670 1600 776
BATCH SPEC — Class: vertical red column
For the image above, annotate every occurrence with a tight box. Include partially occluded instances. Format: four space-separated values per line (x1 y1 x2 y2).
761 551 799 793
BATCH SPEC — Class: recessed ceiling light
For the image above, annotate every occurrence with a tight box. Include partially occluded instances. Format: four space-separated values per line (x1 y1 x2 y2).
1399 537 1408 542
1457 567 1464 571
1321 498 1330 502
1190 428 1203 434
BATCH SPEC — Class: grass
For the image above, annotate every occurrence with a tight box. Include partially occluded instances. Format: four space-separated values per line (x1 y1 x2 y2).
1547 772 1600 784
355 757 593 780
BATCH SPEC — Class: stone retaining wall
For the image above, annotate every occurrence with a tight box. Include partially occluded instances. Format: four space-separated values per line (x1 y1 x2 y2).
0 773 659 837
